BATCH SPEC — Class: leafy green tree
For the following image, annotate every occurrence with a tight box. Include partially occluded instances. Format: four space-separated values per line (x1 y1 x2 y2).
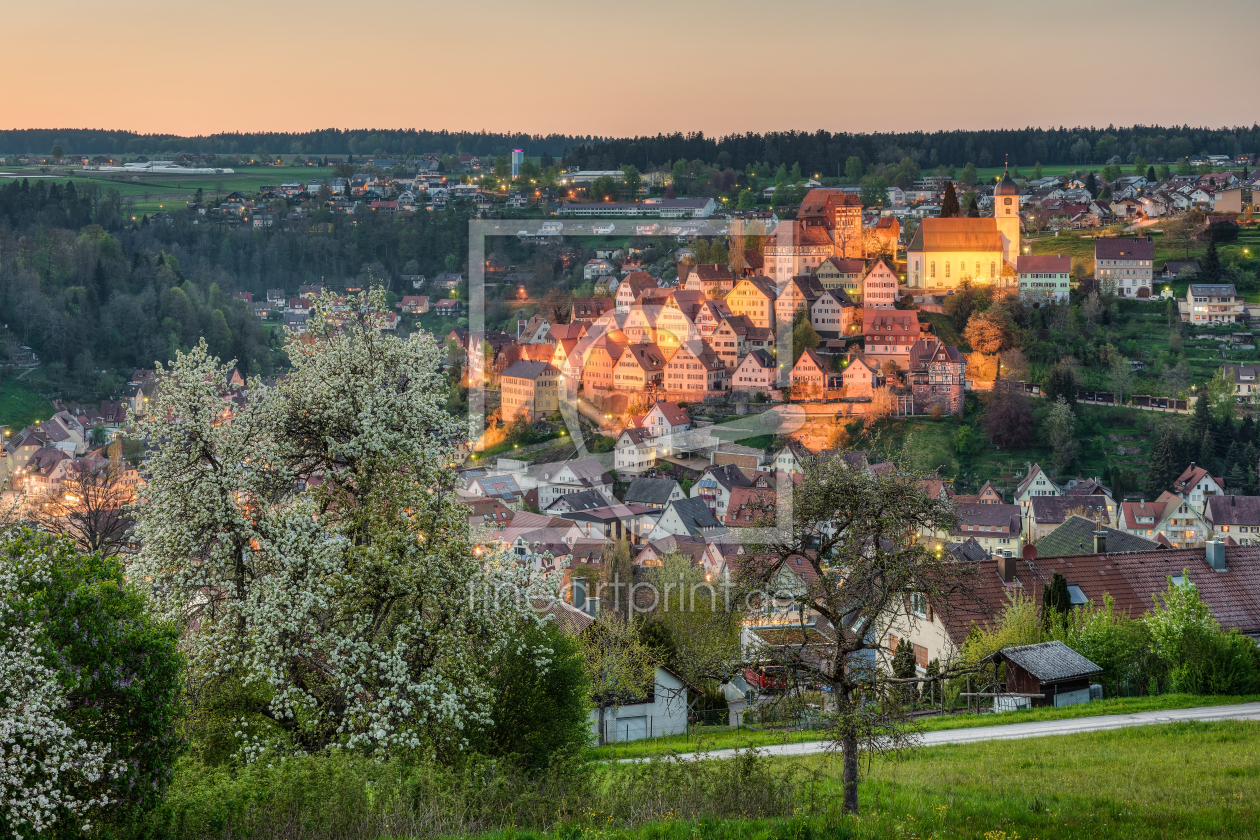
646 553 743 688
858 174 888 208
0 528 183 837
588 175 619 201
579 612 659 746
953 425 977 459
939 181 961 218
1032 161 1043 179
844 155 864 183
620 164 641 197
1046 396 1078 473
481 618 591 766
736 188 756 209
792 309 820 362
206 308 233 359
1145 575 1260 694
1043 361 1078 405
1108 355 1133 403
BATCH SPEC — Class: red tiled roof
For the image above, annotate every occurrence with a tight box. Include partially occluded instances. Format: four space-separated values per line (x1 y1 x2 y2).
939 546 1260 643
1017 255 1071 274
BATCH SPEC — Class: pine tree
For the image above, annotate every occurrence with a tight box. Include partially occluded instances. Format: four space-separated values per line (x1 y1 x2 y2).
1041 573 1072 632
1246 443 1260 495
892 639 918 702
1199 239 1222 281
1227 461 1246 494
1199 430 1217 475
1191 387 1213 440
940 182 961 218
1241 415 1256 445
1145 427 1181 498
1226 440 1242 476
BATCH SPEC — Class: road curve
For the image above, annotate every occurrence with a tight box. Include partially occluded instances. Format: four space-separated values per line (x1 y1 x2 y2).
619 702 1260 763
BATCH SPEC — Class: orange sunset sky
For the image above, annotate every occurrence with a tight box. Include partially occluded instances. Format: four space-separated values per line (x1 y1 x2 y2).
3 0 1258 137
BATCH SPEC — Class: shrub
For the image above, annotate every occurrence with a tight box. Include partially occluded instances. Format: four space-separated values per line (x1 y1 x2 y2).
138 747 804 840
1145 574 1260 695
478 618 592 768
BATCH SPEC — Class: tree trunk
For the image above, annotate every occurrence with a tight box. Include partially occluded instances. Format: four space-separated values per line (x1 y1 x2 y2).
842 728 859 814
598 703 607 746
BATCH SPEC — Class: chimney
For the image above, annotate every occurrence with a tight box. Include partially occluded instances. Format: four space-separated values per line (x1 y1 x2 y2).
1206 539 1227 572
997 554 1016 583
1093 530 1107 554
1232 495 1236 507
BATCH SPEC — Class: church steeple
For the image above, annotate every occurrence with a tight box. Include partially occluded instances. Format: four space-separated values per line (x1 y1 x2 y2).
994 155 1021 266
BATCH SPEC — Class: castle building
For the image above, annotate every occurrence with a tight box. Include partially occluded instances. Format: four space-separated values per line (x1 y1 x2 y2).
763 189 866 284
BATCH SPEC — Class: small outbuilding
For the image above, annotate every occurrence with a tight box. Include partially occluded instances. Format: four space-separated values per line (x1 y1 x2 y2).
984 641 1103 711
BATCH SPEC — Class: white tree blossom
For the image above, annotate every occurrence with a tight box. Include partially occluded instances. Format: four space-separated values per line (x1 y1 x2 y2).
0 544 116 839
130 289 547 758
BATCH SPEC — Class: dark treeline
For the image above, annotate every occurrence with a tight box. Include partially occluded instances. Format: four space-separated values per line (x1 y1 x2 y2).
0 177 473 400
0 128 595 158
8 124 1260 170
565 125 1260 173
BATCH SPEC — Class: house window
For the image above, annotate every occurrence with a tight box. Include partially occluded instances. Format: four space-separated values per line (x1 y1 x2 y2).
930 261 936 278
990 261 996 278
945 262 950 278
910 592 927 618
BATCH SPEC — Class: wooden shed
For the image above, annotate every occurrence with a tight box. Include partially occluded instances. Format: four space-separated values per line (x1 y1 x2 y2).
984 641 1103 709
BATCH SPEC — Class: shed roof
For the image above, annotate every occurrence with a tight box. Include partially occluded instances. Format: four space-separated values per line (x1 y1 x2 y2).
987 641 1102 682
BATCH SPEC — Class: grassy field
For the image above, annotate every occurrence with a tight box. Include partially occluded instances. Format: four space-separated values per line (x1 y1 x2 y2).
798 720 1260 840
1027 226 1260 295
587 693 1260 761
0 164 339 214
0 376 55 431
447 721 1260 840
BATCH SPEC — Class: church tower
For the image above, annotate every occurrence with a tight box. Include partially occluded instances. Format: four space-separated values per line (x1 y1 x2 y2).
993 161 1021 266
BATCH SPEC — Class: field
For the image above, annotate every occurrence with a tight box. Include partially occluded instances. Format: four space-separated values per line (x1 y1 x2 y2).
420 721 1260 840
0 164 338 215
587 693 1260 761
0 376 55 431
790 721 1260 840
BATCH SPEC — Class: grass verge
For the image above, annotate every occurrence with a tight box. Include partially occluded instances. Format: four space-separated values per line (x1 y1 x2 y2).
586 693 1260 761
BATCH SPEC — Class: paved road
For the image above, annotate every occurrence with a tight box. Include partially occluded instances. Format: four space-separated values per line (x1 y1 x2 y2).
625 702 1260 763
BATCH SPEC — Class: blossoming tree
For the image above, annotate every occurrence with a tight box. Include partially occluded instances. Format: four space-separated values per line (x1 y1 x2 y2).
131 289 543 759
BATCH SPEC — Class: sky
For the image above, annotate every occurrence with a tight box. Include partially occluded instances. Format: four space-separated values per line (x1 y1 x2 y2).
4 0 1259 138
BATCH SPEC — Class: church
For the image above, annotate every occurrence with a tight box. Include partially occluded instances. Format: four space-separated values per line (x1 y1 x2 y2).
906 166 1021 291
